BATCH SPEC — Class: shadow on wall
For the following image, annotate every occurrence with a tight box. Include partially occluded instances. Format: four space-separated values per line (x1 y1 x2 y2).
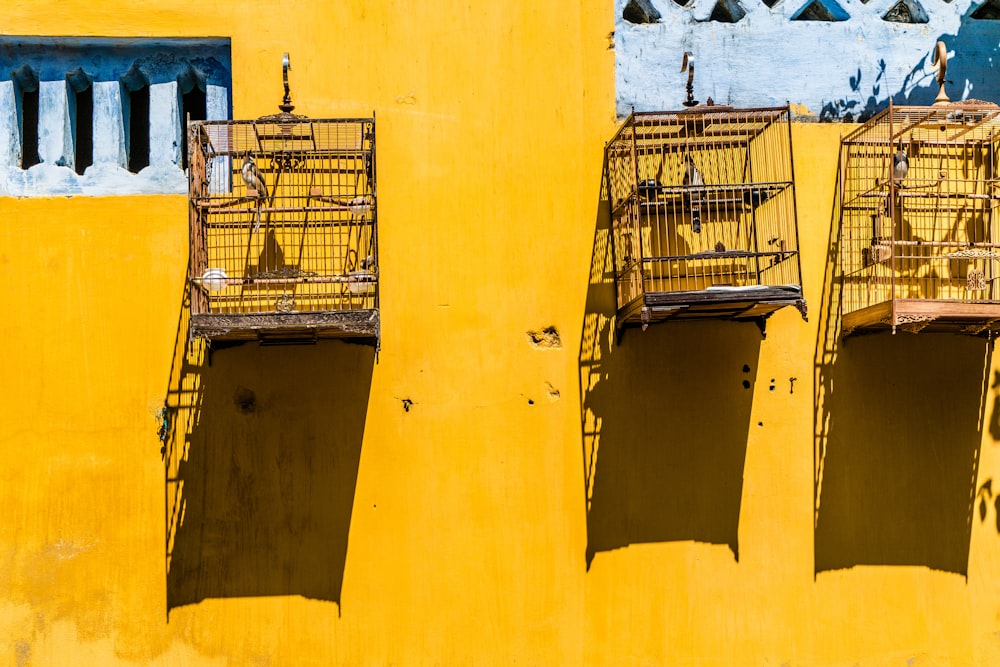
812 157 991 577
821 12 1000 122
579 184 761 570
161 293 373 616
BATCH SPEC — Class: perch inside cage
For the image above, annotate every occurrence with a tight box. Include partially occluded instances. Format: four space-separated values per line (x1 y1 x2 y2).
604 103 805 333
187 55 379 342
839 98 1000 336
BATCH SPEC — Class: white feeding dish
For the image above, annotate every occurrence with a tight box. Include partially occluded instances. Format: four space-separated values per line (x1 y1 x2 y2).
201 268 230 292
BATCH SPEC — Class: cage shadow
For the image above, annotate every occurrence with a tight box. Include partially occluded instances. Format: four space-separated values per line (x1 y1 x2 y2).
813 141 991 578
580 189 761 570
163 315 373 615
814 333 989 576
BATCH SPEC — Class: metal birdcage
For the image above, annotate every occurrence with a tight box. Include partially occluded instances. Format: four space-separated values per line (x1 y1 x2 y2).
605 105 806 335
839 100 1000 336
187 112 378 343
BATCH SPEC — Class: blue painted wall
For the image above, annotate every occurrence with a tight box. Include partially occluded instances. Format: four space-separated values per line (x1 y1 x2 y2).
616 0 1000 119
0 37 231 88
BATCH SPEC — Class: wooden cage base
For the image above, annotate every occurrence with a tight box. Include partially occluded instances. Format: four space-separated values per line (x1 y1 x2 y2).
618 285 807 332
190 309 379 343
843 299 1000 336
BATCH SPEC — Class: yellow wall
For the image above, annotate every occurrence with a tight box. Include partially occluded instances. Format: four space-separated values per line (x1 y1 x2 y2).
2 2 1000 665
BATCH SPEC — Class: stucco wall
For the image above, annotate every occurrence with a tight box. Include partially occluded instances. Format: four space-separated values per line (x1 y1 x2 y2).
2 1 1000 665
615 0 1000 120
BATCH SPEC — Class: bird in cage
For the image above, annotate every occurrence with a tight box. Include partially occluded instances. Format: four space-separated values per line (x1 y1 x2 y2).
364 150 374 188
683 154 704 233
893 143 909 186
638 179 660 200
242 154 268 233
743 187 771 208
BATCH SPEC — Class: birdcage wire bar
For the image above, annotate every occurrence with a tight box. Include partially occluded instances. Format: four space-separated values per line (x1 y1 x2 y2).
188 115 378 342
605 105 805 333
839 101 1000 336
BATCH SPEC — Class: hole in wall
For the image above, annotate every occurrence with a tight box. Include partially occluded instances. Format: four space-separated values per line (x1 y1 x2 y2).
20 88 39 169
882 0 928 23
791 0 850 21
127 86 150 173
73 85 93 175
67 67 93 175
233 387 256 414
526 326 562 349
623 0 662 23
707 0 747 22
180 85 206 169
971 0 1000 19
12 64 39 169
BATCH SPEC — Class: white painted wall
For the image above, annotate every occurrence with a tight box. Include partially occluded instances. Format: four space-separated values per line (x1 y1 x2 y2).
0 78 229 197
616 0 991 119
0 82 21 169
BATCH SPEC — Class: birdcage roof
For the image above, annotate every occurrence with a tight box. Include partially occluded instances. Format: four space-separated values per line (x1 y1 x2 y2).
192 116 374 156
609 106 789 150
841 101 1000 146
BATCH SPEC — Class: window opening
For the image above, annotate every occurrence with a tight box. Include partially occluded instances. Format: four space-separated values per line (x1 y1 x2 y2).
67 68 93 175
127 85 150 173
180 85 206 169
13 65 39 169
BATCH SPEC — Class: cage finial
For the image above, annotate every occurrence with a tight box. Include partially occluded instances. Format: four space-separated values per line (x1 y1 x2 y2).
680 52 698 107
931 41 950 106
279 52 294 113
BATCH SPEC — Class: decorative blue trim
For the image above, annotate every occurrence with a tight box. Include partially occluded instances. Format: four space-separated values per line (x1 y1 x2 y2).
0 37 231 88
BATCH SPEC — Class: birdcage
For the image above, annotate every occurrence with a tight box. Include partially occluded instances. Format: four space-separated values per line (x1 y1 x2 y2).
605 105 806 335
187 112 378 343
839 100 1000 336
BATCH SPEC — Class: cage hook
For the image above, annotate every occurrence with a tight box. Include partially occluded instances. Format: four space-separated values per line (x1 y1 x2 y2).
279 52 295 113
680 52 698 107
931 41 950 106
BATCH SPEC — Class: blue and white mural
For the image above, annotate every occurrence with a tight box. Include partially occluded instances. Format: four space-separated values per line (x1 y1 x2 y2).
0 37 231 196
615 0 1000 119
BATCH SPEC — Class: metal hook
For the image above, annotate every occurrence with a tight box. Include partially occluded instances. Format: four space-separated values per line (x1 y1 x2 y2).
280 52 295 113
680 52 698 107
931 41 950 106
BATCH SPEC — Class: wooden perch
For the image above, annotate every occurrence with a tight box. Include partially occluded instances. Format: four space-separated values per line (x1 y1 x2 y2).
309 188 372 208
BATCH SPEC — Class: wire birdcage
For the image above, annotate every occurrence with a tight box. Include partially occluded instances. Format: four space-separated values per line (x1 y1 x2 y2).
839 100 1000 336
605 105 806 334
187 112 378 343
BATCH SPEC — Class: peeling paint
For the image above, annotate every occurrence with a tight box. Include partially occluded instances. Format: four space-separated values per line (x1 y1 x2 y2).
545 382 561 401
526 326 562 349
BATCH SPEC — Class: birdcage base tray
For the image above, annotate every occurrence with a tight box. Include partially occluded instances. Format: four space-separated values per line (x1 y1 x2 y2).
191 309 379 342
843 299 1000 336
619 285 806 328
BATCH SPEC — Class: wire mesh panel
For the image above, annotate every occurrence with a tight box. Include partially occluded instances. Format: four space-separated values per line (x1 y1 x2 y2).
188 113 378 342
840 101 1000 335
605 105 805 333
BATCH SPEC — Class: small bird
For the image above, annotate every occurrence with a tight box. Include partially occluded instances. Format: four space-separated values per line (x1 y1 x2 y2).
360 254 376 270
893 143 909 186
743 187 771 208
715 241 726 253
683 154 704 233
242 155 268 233
638 179 660 200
